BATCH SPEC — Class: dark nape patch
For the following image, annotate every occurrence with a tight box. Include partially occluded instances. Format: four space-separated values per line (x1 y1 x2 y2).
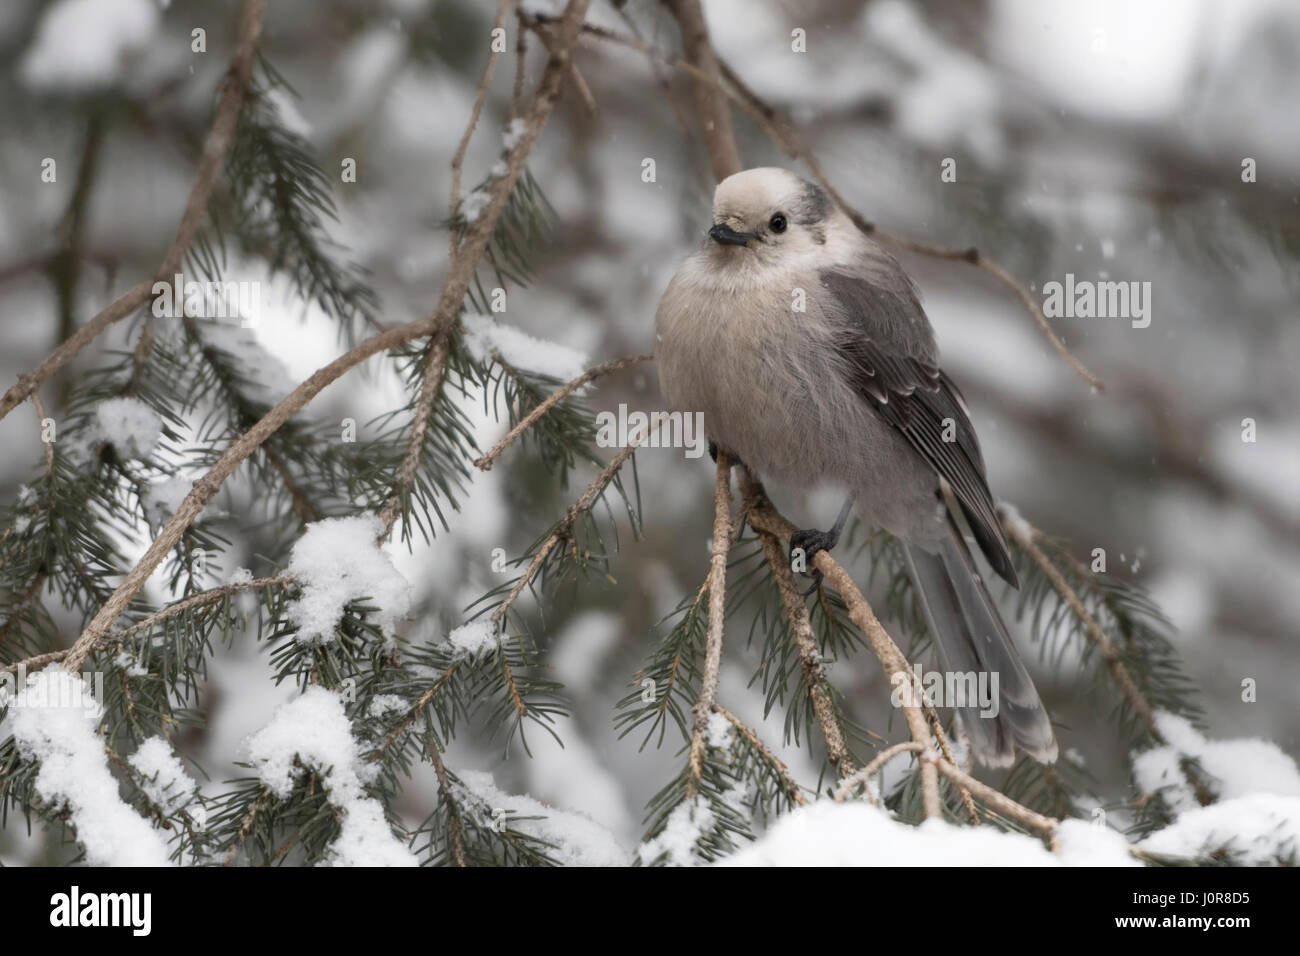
793 181 831 225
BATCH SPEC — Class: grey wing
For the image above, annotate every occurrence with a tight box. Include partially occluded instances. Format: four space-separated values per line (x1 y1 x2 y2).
820 266 1018 588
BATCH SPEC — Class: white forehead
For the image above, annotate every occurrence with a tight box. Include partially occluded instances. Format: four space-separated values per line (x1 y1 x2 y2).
712 167 805 219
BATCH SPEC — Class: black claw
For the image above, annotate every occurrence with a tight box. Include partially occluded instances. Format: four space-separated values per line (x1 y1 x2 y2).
789 527 842 596
708 439 718 463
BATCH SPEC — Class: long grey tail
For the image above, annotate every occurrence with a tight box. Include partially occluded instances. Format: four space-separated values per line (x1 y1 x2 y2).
902 523 1057 768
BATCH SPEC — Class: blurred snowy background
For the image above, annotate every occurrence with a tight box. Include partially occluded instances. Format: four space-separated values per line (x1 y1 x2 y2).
1 0 1297 862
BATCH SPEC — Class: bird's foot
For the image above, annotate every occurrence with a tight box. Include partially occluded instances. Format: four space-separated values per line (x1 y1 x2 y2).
789 526 842 597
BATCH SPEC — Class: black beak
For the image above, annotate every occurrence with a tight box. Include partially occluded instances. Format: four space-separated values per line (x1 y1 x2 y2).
708 223 754 247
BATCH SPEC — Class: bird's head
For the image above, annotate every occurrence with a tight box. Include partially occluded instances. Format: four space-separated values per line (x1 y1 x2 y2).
706 167 834 265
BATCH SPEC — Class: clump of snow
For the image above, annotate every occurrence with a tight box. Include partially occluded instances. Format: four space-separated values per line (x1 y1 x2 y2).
719 800 1137 867
197 320 296 406
114 650 147 677
705 711 733 750
638 796 717 867
1136 794 1300 865
995 501 1033 543
0 667 171 866
1132 711 1300 812
462 313 588 382
367 694 407 717
94 397 163 460
446 619 498 657
460 189 491 223
128 737 198 814
243 687 417 866
284 516 411 644
266 87 313 138
502 118 529 151
227 567 254 586
20 0 160 93
143 476 192 529
456 769 629 866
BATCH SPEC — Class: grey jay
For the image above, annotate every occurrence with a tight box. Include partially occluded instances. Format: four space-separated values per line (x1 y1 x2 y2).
655 167 1057 767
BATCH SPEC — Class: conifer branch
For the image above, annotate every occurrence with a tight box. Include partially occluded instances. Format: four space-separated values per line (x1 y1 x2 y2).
715 705 807 807
449 0 513 258
665 0 743 181
489 430 648 630
473 353 653 472
60 0 595 672
0 0 268 424
428 735 468 868
1000 507 1162 742
377 336 450 540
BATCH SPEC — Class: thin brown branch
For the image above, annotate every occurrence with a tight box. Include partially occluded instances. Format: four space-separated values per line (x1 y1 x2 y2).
0 0 268 425
931 755 1060 839
924 702 979 824
473 353 653 472
222 787 272 866
834 741 924 805
60 0 595 673
665 0 742 181
527 18 598 115
689 452 732 783
449 0 513 258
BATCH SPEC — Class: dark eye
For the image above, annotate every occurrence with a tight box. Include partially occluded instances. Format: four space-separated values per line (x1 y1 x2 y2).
769 214 787 233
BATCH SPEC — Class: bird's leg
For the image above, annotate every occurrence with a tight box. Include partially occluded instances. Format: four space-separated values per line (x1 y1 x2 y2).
789 497 854 596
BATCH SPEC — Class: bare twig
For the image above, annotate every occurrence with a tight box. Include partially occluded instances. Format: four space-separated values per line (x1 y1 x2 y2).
689 451 732 783
924 702 979 824
449 0 513 257
526 17 598 115
60 0 595 672
473 352 653 471
834 741 924 805
0 0 268 425
931 756 1059 839
665 0 742 181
